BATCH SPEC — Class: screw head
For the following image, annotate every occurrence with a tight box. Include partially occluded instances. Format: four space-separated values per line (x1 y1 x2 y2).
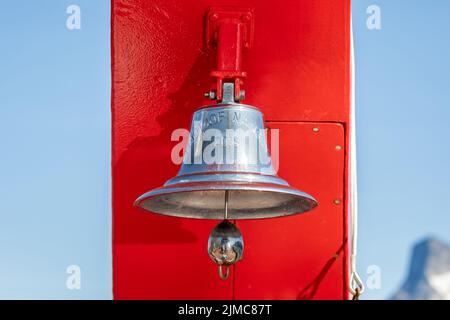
241 13 252 22
335 145 342 151
333 199 341 205
312 127 320 133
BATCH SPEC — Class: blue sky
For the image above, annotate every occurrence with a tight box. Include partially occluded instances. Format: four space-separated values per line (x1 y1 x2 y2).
353 0 450 299
0 1 111 299
0 0 449 299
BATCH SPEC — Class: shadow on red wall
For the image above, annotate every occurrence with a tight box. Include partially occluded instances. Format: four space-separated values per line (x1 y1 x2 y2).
296 240 347 300
113 50 217 244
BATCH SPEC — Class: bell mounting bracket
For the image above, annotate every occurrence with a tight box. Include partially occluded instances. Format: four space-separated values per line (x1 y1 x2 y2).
205 7 254 102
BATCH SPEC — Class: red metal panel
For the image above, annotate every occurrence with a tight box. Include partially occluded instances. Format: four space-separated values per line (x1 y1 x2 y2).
111 0 350 299
236 122 346 299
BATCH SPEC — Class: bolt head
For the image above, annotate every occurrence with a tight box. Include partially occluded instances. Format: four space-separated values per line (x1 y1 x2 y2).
204 90 216 100
239 90 245 101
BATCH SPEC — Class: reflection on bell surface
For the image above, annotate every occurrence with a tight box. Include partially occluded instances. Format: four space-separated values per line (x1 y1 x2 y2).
208 219 244 280
134 102 318 219
208 220 244 266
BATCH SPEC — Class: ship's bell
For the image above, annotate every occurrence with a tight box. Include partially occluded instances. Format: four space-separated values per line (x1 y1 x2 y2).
135 102 317 219
135 9 317 281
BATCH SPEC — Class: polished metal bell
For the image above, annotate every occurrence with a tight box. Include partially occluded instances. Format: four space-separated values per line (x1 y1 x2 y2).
135 102 317 219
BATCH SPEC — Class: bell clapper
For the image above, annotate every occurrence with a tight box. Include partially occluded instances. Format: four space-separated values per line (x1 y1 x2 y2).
218 265 229 281
207 190 244 281
224 190 229 220
219 190 230 280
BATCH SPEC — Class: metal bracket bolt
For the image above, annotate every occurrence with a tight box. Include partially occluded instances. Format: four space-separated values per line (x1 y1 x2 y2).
204 88 245 102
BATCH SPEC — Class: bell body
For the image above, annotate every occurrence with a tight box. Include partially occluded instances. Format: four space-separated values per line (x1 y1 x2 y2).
135 103 317 219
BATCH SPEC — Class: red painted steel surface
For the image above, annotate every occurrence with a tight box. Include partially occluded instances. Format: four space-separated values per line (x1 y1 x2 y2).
112 0 350 299
236 122 346 299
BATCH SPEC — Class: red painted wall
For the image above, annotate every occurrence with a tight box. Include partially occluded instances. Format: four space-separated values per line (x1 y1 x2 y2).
112 0 350 299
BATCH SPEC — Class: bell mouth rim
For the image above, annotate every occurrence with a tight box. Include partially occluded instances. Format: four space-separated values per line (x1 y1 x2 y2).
134 182 318 220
